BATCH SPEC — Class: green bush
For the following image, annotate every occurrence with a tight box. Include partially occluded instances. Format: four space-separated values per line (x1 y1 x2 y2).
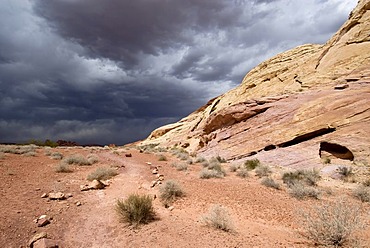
201 205 234 232
159 180 184 205
116 194 155 226
87 167 118 181
261 177 280 190
301 198 363 247
244 159 261 170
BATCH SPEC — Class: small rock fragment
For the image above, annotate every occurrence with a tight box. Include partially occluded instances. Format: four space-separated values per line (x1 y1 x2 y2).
150 181 157 188
168 206 175 211
80 185 90 191
41 193 48 198
152 169 158 174
48 192 65 200
125 153 132 157
76 201 82 206
65 193 73 198
334 84 349 90
37 217 50 227
90 180 105 189
33 238 60 248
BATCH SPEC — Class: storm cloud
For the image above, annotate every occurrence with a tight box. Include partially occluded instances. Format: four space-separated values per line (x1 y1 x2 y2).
0 0 356 145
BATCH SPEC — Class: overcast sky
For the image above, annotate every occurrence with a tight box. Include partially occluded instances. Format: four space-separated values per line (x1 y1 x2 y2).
0 0 356 145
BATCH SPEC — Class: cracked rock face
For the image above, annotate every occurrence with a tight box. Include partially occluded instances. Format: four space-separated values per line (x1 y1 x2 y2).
140 0 370 167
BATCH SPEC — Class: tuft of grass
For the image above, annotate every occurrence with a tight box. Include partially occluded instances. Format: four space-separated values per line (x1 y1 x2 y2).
159 180 184 205
55 162 73 173
158 154 167 161
289 183 320 200
244 158 261 170
22 151 37 157
255 165 272 177
215 155 227 163
199 167 225 179
51 152 63 160
87 167 118 181
116 194 155 226
322 157 331 164
171 162 188 171
353 185 370 203
236 168 249 178
229 163 240 172
282 169 320 187
64 154 91 166
201 204 234 232
301 198 364 247
261 177 280 190
338 166 354 181
195 157 206 163
87 154 99 164
0 145 37 155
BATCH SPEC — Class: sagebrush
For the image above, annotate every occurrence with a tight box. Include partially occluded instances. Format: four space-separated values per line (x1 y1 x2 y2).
202 204 234 232
116 194 155 226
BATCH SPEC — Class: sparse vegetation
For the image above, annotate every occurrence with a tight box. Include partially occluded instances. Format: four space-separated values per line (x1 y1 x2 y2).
236 168 249 178
261 177 280 190
301 198 363 247
244 158 261 170
116 194 155 226
322 157 331 164
159 180 184 205
214 155 227 163
87 154 99 164
353 185 370 203
22 151 37 157
50 152 63 160
199 168 225 179
87 167 118 181
0 152 4 159
63 154 91 166
202 204 234 232
195 157 206 163
55 162 73 173
171 162 188 171
289 183 320 200
255 165 272 177
338 166 354 181
158 154 167 161
282 169 320 187
229 163 240 172
0 145 37 155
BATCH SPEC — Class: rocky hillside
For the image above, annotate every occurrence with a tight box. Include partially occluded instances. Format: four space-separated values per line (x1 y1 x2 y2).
140 0 370 167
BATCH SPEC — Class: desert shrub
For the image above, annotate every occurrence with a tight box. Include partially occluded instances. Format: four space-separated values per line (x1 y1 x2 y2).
22 151 36 157
158 154 167 161
353 185 370 203
244 158 261 170
51 152 63 160
338 166 353 180
87 167 118 181
236 168 249 178
195 157 206 163
255 165 272 177
44 148 52 156
186 158 193 165
322 157 331 164
177 152 189 161
159 180 184 205
55 162 73 173
208 160 222 171
199 168 225 179
282 169 320 187
116 194 155 226
201 161 210 167
201 204 234 232
289 183 320 200
171 162 188 171
0 145 37 155
261 177 280 190
301 198 363 247
215 155 227 163
229 163 240 172
64 154 91 166
87 154 99 164
363 179 370 187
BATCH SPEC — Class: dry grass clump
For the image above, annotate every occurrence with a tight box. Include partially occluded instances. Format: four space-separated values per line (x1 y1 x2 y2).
229 163 240 172
282 169 320 187
236 167 249 178
87 167 118 181
171 162 188 171
55 162 73 173
301 198 364 247
195 157 206 163
50 152 63 160
0 145 37 155
201 204 234 232
338 166 354 181
158 154 167 161
255 165 272 177
353 185 370 203
63 154 91 166
116 194 155 226
244 158 261 170
159 180 184 205
22 151 37 157
200 160 226 179
87 154 99 164
289 182 320 200
261 177 281 190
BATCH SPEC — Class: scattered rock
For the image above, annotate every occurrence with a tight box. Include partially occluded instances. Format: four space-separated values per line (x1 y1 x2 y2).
48 192 65 200
90 180 105 189
334 83 349 90
41 193 48 198
152 169 158 174
37 216 50 227
80 185 90 191
168 206 175 211
125 153 132 157
65 193 73 198
150 181 157 188
28 232 47 248
33 238 60 248
76 201 82 206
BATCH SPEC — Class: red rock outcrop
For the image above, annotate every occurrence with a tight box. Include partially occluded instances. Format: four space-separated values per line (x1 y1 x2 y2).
141 0 370 167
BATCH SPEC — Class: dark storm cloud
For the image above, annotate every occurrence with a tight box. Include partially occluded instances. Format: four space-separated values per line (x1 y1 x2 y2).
0 0 356 145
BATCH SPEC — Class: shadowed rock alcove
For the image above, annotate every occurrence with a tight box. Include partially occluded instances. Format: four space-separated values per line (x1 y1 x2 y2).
319 141 354 161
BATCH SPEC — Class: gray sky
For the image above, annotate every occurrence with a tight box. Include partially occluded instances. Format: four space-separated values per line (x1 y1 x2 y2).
0 0 356 145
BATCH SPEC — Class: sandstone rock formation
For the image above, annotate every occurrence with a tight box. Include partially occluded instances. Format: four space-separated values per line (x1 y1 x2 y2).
140 0 370 167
